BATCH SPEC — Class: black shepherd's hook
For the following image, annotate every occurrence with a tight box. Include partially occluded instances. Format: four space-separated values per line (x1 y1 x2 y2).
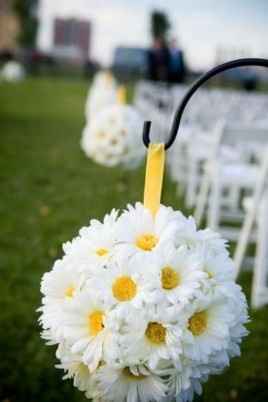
143 58 268 150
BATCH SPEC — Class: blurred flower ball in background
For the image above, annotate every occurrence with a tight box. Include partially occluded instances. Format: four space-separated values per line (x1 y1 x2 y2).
39 203 248 402
82 76 145 168
85 71 118 120
1 61 25 82
81 103 145 168
92 71 117 91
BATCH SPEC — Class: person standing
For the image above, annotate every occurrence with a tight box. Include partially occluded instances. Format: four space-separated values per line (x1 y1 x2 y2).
169 38 186 84
148 37 171 82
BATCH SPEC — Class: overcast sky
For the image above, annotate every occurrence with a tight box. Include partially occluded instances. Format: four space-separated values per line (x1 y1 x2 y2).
37 0 268 69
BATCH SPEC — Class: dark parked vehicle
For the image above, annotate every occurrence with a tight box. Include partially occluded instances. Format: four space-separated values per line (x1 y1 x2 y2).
112 46 148 79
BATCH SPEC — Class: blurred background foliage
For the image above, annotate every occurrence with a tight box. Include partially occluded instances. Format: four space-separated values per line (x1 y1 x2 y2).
14 0 38 47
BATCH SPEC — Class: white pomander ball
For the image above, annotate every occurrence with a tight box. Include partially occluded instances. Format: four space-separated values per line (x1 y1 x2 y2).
39 203 249 402
85 71 118 120
1 61 25 82
92 70 117 90
81 102 145 168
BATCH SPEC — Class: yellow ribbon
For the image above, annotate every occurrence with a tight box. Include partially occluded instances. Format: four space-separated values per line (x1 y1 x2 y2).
117 86 127 105
143 143 165 217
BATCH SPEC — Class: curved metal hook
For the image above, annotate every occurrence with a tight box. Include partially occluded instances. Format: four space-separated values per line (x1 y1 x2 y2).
143 58 268 150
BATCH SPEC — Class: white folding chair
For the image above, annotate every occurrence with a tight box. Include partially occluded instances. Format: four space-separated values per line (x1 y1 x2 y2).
194 125 268 240
233 149 268 308
234 152 268 274
251 190 268 308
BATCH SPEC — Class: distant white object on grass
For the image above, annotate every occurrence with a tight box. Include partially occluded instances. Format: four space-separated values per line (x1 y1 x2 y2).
92 70 117 90
82 87 145 168
85 71 118 120
1 61 25 82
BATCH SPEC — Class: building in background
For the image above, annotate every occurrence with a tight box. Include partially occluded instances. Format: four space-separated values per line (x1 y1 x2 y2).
0 0 20 53
52 17 91 64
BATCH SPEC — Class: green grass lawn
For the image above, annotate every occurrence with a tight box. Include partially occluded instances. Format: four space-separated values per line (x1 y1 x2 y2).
0 77 267 402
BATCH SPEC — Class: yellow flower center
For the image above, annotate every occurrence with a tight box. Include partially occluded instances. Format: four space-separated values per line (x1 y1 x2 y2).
135 233 158 251
188 311 208 336
96 248 109 257
88 310 105 336
161 266 180 290
65 285 75 299
112 276 137 302
145 322 166 344
122 367 146 380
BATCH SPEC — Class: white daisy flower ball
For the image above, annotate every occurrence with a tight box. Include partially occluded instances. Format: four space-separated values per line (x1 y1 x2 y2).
1 61 25 82
85 71 117 120
39 203 249 402
81 104 145 168
92 70 117 90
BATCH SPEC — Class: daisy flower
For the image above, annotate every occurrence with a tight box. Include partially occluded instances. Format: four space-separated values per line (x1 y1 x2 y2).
200 249 235 284
39 259 86 342
94 364 167 402
173 218 228 256
197 228 229 257
181 293 236 363
62 209 119 272
222 284 249 358
62 289 112 372
122 305 183 370
173 216 200 249
87 253 156 309
116 203 186 256
158 359 193 400
151 245 206 305
40 259 85 302
56 343 94 398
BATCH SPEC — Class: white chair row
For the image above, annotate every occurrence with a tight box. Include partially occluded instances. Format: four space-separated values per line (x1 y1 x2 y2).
234 153 268 308
134 80 268 308
194 123 268 236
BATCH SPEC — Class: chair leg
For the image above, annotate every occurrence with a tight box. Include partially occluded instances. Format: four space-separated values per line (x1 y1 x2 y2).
233 205 256 279
207 176 221 231
228 185 240 211
194 173 210 227
186 160 198 208
233 182 265 279
234 153 268 280
251 198 268 308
